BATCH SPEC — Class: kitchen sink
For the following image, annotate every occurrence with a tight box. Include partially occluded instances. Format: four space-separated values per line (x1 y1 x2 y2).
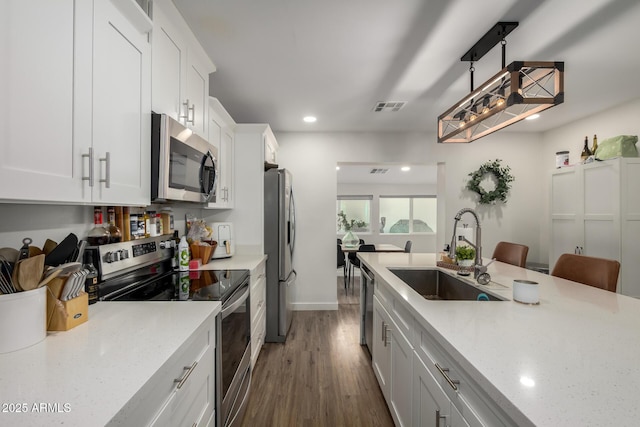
388 269 505 301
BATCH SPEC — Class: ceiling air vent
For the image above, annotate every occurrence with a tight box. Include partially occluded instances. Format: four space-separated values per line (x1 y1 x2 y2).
370 168 389 174
373 101 406 112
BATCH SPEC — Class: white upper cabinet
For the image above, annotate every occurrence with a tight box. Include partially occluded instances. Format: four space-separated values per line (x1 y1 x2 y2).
151 0 215 139
0 0 90 203
92 0 151 205
206 98 235 209
0 0 151 205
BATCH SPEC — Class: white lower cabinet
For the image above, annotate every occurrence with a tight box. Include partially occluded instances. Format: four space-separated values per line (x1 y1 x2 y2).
112 312 217 427
372 276 515 427
372 295 412 426
250 260 267 368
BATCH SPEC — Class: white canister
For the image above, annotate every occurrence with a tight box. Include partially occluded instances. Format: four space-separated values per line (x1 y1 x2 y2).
0 287 47 353
555 151 569 168
513 279 539 305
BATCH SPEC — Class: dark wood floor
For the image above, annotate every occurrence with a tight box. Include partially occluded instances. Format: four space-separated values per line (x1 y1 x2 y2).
240 274 394 427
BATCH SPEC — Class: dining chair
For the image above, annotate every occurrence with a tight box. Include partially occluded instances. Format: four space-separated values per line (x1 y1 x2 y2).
337 240 347 292
347 239 366 279
551 253 620 292
347 244 375 294
492 241 529 268
404 240 412 253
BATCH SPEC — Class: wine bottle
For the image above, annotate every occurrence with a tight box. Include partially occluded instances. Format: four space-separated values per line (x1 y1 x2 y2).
591 134 598 157
581 136 592 162
87 207 110 245
106 206 122 243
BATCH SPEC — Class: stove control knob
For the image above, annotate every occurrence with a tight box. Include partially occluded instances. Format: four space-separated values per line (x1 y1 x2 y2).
159 241 167 249
120 249 129 260
105 251 118 263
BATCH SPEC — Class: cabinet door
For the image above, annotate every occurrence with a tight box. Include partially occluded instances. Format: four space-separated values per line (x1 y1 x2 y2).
186 52 209 138
390 326 413 427
549 168 582 269
0 0 91 203
221 128 235 207
151 5 186 121
92 0 151 205
413 355 451 427
373 296 391 402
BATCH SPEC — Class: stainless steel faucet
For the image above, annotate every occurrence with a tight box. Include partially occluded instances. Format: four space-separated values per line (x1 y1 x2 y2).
448 208 482 278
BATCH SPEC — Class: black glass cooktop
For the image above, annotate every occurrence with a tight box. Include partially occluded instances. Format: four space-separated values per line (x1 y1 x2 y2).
99 266 249 302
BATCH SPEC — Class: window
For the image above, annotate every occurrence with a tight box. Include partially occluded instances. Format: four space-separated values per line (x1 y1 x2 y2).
337 196 372 233
380 196 436 234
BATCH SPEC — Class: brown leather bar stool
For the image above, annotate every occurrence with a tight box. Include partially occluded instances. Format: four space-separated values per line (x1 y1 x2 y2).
492 241 529 268
551 253 620 292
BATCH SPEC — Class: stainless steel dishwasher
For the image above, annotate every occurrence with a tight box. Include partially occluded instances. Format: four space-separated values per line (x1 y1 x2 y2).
360 264 374 358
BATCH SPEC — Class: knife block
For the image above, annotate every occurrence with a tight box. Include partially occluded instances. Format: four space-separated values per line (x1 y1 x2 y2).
46 277 89 331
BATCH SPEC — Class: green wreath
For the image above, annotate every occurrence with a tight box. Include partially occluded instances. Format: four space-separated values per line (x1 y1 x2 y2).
466 159 515 205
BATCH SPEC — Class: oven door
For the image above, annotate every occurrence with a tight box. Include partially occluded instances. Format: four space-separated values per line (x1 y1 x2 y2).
218 277 251 427
152 113 217 203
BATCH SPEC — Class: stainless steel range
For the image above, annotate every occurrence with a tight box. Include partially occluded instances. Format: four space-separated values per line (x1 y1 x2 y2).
88 236 251 427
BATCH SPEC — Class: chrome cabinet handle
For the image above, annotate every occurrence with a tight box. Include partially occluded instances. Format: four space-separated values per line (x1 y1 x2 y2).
181 99 195 124
174 361 198 389
384 325 391 346
82 147 94 187
381 321 386 343
99 152 110 188
436 409 440 427
435 363 460 391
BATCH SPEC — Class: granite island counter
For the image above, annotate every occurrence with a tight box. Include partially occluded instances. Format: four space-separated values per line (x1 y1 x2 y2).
358 252 640 426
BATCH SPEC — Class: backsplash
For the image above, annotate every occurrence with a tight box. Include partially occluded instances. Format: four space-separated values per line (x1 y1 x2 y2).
0 203 208 252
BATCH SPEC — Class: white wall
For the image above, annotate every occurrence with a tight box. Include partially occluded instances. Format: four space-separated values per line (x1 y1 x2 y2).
337 183 437 253
539 97 640 263
276 130 543 310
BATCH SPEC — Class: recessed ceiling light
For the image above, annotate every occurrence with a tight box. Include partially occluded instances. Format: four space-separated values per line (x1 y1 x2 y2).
336 166 340 171
303 116 317 123
525 114 540 121
401 166 411 172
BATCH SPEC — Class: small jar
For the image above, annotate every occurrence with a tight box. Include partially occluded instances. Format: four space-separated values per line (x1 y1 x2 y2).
156 213 163 235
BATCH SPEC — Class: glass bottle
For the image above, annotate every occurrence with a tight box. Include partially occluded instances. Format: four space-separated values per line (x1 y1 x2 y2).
106 206 122 243
87 207 111 245
83 251 99 305
580 136 592 162
591 134 598 157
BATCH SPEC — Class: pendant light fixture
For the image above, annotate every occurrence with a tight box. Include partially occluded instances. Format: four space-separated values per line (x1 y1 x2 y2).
438 22 564 143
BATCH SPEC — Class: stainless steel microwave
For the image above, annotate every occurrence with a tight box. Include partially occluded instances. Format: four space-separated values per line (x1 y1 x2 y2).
151 113 218 203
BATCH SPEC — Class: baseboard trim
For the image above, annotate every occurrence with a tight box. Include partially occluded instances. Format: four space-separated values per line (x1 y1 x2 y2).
292 302 338 311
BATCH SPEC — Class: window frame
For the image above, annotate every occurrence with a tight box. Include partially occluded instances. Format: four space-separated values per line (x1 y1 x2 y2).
336 195 373 235
379 195 436 235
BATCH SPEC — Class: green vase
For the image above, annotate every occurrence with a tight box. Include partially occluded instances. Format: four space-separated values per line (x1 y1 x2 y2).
342 230 359 247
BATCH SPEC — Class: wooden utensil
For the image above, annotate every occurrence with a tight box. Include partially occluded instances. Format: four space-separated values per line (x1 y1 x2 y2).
43 239 58 255
29 246 44 257
0 248 19 264
14 254 45 291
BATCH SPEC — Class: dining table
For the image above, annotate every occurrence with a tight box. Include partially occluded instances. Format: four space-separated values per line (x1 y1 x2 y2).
341 243 405 253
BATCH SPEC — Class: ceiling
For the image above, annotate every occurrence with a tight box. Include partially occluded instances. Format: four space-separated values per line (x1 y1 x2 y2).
337 163 438 185
174 0 640 134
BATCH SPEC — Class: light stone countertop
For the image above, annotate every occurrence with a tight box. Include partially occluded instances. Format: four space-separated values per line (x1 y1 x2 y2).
197 254 266 271
0 301 221 426
358 252 640 427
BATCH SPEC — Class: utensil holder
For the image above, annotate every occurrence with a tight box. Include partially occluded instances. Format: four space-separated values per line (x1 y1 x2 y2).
191 241 217 265
0 287 47 353
46 276 89 331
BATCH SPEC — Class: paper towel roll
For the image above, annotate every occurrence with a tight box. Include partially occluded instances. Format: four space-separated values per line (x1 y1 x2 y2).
456 226 474 245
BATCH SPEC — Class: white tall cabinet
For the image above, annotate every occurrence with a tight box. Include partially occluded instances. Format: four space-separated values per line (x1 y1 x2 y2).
218 124 278 254
151 0 215 139
0 0 151 205
550 158 640 297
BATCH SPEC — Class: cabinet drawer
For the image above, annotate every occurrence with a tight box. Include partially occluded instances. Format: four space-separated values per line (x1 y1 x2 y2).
251 303 266 367
150 337 215 427
414 321 510 427
375 277 413 340
250 261 266 286
250 276 266 325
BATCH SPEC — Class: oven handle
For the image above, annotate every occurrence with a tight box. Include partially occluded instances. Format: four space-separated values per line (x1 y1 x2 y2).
221 283 249 320
225 368 251 427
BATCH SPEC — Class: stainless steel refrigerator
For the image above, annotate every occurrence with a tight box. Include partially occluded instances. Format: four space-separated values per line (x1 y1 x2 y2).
264 168 296 342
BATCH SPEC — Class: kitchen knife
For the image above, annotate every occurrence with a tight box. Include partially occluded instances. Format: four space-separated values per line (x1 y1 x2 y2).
60 273 77 301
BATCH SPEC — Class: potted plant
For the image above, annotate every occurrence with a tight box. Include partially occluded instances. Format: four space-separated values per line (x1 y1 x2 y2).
455 245 476 267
